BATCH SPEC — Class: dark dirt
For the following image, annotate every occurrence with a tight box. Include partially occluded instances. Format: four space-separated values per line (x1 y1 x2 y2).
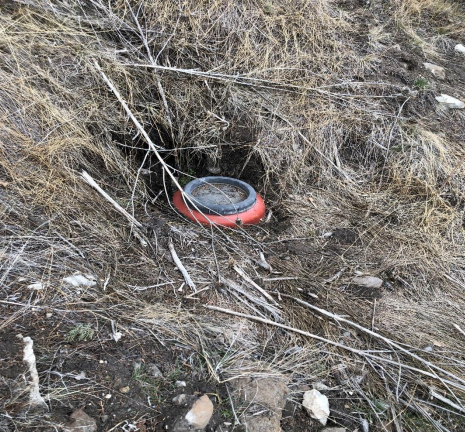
191 183 247 206
343 283 383 300
0 318 230 432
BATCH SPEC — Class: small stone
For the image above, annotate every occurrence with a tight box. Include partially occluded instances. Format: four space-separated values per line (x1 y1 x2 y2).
112 331 122 342
322 428 347 432
185 395 214 429
74 371 86 380
172 394 187 405
63 273 96 287
46 312 52 318
423 62 445 79
241 413 281 432
104 393 112 399
175 380 187 388
27 282 44 290
303 389 330 425
435 94 465 109
119 386 130 394
148 363 163 379
455 44 465 54
313 382 330 391
63 409 97 432
352 276 383 289
361 418 370 432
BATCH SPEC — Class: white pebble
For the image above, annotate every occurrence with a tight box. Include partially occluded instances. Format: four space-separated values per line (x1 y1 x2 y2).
435 94 465 109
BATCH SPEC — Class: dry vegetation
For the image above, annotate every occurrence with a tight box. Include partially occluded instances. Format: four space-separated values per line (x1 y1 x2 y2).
1 0 465 430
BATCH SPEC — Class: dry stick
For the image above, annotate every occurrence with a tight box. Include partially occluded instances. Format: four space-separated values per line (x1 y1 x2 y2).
81 171 147 246
168 241 196 292
263 277 300 282
126 1 175 139
222 277 280 319
125 63 403 99
431 389 465 414
94 61 202 216
94 60 249 239
280 294 465 389
93 61 163 151
233 265 278 305
82 171 143 228
185 285 210 299
205 305 465 392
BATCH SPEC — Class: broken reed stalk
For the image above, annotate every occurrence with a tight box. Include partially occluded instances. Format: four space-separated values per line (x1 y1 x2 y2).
279 294 465 389
81 171 147 246
93 60 217 224
221 276 280 319
233 265 277 305
205 305 465 392
125 63 403 100
82 171 143 228
168 240 197 292
125 1 175 140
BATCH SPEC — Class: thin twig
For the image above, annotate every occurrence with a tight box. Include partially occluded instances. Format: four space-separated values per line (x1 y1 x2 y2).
233 265 278 305
280 294 465 389
81 170 147 246
168 240 196 291
222 277 280 319
205 305 465 392
125 1 175 140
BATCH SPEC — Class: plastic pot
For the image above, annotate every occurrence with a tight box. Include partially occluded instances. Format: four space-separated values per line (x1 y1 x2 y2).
173 176 265 227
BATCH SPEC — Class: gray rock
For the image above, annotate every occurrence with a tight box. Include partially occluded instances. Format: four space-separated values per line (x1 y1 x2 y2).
147 363 163 379
302 389 330 425
63 409 97 432
436 94 465 109
361 418 370 432
241 412 281 432
322 428 347 432
232 377 289 411
423 62 445 79
172 393 187 406
352 275 383 289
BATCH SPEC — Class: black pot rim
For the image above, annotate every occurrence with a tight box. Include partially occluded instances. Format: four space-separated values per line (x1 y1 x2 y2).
183 176 257 216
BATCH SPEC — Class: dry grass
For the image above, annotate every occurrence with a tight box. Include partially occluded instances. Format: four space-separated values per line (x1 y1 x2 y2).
1 0 465 430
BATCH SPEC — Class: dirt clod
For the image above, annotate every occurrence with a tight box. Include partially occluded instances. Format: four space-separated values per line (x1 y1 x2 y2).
232 378 289 432
63 409 97 432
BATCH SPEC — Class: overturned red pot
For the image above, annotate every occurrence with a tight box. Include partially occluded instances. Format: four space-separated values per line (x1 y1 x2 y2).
173 176 265 227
